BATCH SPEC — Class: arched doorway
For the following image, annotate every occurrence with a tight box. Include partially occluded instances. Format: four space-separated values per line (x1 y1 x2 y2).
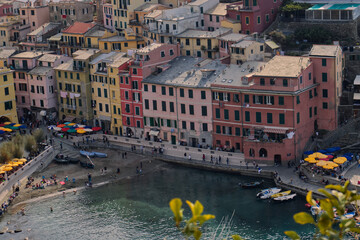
259 148 267 157
0 116 10 124
249 148 255 157
274 154 281 166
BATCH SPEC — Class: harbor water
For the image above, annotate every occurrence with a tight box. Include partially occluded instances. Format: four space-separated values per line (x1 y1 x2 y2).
0 165 314 239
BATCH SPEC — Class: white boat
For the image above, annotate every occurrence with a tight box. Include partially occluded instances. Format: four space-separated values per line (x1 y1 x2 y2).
257 188 281 199
273 193 297 201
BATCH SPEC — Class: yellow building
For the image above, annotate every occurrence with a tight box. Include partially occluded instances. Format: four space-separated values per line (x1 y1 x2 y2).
90 52 130 134
55 49 101 123
221 18 241 34
0 48 16 68
99 28 144 53
230 40 264 65
177 28 231 59
0 68 18 123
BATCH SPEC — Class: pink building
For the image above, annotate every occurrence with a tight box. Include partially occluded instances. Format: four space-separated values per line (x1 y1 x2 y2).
204 3 228 31
0 3 14 17
142 57 225 146
103 3 114 31
218 33 247 59
27 54 71 119
19 4 49 32
226 0 282 34
121 43 180 138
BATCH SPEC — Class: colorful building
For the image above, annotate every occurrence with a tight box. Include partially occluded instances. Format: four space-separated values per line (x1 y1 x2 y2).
0 67 18 123
204 3 229 31
142 57 225 146
0 48 16 68
121 43 179 137
218 33 247 58
19 3 49 32
103 3 114 31
55 49 101 123
90 52 130 134
98 28 144 53
177 28 231 59
230 39 264 64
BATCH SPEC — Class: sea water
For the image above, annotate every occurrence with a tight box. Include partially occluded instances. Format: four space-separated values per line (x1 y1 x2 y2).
0 165 314 239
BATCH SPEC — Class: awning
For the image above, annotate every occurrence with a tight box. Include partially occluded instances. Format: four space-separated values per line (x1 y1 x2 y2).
63 116 76 122
149 130 159 136
354 93 360 100
263 127 288 134
40 110 47 116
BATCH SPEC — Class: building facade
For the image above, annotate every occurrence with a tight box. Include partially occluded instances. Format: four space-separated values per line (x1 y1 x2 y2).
0 67 18 123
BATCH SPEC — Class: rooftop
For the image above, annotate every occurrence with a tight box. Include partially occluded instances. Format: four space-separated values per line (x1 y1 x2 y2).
145 9 163 18
309 3 360 10
11 51 49 59
206 3 228 16
189 0 209 6
354 75 360 85
211 62 266 87
62 22 96 34
38 54 61 63
48 33 62 41
109 56 130 68
0 48 16 59
28 66 52 75
99 35 139 42
28 22 61 36
309 44 340 57
73 49 100 60
254 56 312 78
90 52 126 65
177 27 231 38
218 33 248 42
136 43 163 54
265 40 280 50
143 56 227 88
231 40 258 48
86 30 105 38
134 3 169 12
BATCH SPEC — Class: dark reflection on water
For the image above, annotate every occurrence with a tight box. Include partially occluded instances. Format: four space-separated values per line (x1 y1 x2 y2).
0 165 314 240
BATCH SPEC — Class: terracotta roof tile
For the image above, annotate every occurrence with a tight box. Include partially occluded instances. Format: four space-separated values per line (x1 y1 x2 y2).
63 22 96 34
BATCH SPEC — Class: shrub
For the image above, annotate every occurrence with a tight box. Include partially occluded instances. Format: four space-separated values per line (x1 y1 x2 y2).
33 128 45 143
25 135 37 154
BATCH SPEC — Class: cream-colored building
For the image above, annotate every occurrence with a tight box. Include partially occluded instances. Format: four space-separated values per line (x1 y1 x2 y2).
0 68 18 123
230 40 264 65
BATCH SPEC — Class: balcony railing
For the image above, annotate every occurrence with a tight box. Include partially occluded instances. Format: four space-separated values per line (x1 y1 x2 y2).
65 105 76 110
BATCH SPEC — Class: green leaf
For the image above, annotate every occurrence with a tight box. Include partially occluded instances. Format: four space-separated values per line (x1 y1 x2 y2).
319 199 333 218
193 228 202 240
186 200 204 218
284 231 300 240
318 213 332 235
232 235 243 240
343 180 350 190
169 198 183 227
349 227 360 234
306 191 317 206
293 212 315 225
196 214 215 225
325 184 345 193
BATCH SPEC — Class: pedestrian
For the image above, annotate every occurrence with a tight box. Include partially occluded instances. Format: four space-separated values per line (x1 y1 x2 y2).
124 152 127 158
226 158 229 165
290 178 293 184
88 173 92 183
184 153 187 159
210 155 213 163
140 161 143 169
258 167 262 174
117 168 120 174
60 142 63 150
188 154 191 161
202 154 205 162
50 207 53 212
219 156 221 164
136 166 139 174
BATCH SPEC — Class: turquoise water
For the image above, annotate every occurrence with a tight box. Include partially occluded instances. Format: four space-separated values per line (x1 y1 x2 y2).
0 165 314 239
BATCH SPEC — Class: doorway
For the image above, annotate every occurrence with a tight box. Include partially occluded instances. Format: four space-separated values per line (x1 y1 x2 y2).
274 154 281 166
171 135 176 145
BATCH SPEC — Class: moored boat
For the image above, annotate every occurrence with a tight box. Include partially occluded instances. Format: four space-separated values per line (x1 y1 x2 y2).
54 154 70 164
257 188 281 199
80 151 95 157
239 181 263 189
79 160 94 169
273 193 297 201
271 190 291 199
93 152 107 158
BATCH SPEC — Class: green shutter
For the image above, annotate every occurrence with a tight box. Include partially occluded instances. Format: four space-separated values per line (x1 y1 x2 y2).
279 114 285 124
256 112 261 123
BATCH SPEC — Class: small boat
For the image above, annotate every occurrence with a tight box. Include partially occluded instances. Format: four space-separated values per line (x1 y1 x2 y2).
257 188 281 199
239 181 263 189
80 151 95 157
68 157 80 164
93 151 107 158
273 193 297 201
79 160 94 169
54 154 70 164
271 190 291 199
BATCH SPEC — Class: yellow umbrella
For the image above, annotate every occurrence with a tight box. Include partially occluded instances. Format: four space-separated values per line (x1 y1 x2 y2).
13 124 22 127
0 171 5 174
12 158 19 162
18 158 27 162
7 163 19 167
327 162 339 167
305 157 316 162
3 122 11 125
1 167 12 171
77 129 86 134
67 123 76 126
308 159 318 164
334 158 347 164
14 161 23 165
0 128 12 132
316 160 328 167
323 165 334 170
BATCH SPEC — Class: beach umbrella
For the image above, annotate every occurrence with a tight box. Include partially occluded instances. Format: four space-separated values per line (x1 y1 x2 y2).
0 124 5 127
77 129 86 134
0 171 5 174
0 130 5 134
12 158 19 162
304 157 315 162
75 127 84 130
323 165 334 170
59 181 65 185
14 124 22 127
61 128 70 132
308 159 318 164
64 122 71 125
1 128 12 132
18 158 27 163
77 124 86 128
326 155 334 159
67 123 76 126
67 129 76 133
3 122 11 125
9 126 19 130
92 127 102 131
3 125 12 128
53 127 62 131
19 125 27 129
304 151 314 155
1 166 12 171
334 158 347 164
316 160 328 167
85 126 92 129
83 128 93 132
327 162 339 167
57 124 66 128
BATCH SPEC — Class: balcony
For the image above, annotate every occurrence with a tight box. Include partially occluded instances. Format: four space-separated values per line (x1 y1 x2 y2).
65 105 76 110
60 42 83 47
73 65 84 71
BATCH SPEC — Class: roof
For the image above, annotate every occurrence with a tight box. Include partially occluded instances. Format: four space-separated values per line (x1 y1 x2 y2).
189 0 208 6
231 40 258 48
48 33 62 41
309 3 360 10
134 3 168 12
99 35 138 42
90 52 126 65
136 43 163 54
11 51 48 59
309 44 340 57
218 33 247 42
211 62 266 87
110 56 130 68
62 22 96 34
86 30 105 38
145 9 163 18
206 3 228 16
73 49 100 60
28 22 60 36
265 40 280 49
354 75 360 85
54 60 73 71
28 66 52 75
143 56 227 88
177 27 231 38
0 48 16 59
255 56 312 78
38 54 61 63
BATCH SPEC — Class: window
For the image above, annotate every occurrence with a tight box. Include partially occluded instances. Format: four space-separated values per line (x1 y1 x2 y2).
309 72 312 81
170 49 174 56
185 39 190 45
160 51 165 58
235 110 240 121
216 16 219 22
188 89 193 98
190 122 195 130
196 39 200 46
256 112 261 123
182 121 187 129
235 127 241 136
323 89 328 98
180 88 184 97
224 109 229 120
279 113 285 124
153 100 157 110
234 94 240 103
202 123 208 132
260 78 265 86
245 16 249 25
216 125 221 134
215 108 220 118
309 107 312 118
300 76 303 84
181 104 186 114
314 107 317 115
189 105 194 115
209 15 213 22
283 79 288 87
144 99 149 109
144 84 148 91
267 113 273 124
322 73 327 82
3 75 7 82
245 111 250 122
76 73 80 79
4 101 12 110
170 102 174 112
257 16 261 24
169 87 174 96
244 95 249 103
162 101 166 111
133 68 137 75
309 90 313 99
152 85 156 92
4 87 9 95
105 104 109 113
201 106 207 116
323 102 328 109
322 59 327 66
161 86 166 95
104 89 108 98
201 91 206 99
135 107 140 115
297 112 300 124
296 96 300 104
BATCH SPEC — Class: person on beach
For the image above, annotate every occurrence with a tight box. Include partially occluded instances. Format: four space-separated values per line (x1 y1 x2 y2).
50 207 53 212
60 142 63 150
203 154 205 162
63 191 66 197
188 155 191 161
117 168 120 174
140 162 143 169
226 158 229 165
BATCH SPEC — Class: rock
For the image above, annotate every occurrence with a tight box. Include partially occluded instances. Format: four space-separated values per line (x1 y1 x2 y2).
14 229 22 233
7 229 14 234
